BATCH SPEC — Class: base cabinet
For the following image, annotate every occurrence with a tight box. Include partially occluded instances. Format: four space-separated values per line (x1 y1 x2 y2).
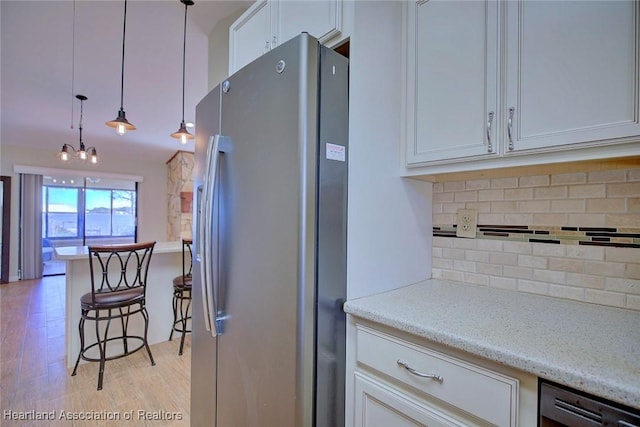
348 318 538 427
355 374 466 427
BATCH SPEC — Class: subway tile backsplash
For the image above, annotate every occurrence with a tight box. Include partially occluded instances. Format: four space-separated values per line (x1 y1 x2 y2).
432 167 640 311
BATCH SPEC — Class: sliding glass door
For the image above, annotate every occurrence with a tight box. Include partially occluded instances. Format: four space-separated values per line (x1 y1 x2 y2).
42 186 80 241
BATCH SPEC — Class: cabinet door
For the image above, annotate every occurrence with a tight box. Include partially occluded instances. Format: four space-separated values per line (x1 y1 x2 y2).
504 0 640 153
406 0 500 166
275 0 342 47
229 0 271 75
354 374 465 427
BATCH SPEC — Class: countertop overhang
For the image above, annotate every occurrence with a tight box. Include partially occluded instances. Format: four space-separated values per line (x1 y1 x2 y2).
344 278 640 409
54 241 183 260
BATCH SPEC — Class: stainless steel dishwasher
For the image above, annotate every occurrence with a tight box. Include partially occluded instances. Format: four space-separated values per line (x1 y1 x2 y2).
539 379 640 426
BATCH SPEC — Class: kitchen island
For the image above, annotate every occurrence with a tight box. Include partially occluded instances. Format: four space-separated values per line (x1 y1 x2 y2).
345 278 640 425
55 241 185 368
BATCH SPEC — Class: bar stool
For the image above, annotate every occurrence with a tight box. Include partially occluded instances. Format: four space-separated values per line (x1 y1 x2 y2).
169 238 192 355
71 241 156 390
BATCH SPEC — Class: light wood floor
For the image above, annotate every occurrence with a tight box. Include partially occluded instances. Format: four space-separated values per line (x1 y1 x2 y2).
1 276 191 426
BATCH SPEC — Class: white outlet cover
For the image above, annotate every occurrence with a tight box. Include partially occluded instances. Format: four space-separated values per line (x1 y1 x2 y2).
456 209 478 238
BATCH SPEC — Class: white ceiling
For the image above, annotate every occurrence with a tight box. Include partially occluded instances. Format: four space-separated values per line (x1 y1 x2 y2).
1 0 251 164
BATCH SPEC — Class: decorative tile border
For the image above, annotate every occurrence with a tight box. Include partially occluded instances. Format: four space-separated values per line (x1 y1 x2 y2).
433 225 640 248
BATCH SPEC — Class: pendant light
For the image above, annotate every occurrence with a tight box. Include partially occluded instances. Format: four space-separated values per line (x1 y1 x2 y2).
106 0 136 135
170 0 194 144
59 95 99 164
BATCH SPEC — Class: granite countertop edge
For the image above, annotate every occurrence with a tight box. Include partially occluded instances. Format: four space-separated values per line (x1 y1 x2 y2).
54 241 182 260
344 278 640 409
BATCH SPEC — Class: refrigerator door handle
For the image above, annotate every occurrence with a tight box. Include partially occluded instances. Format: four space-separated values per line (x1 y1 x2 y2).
196 184 211 334
202 134 232 337
199 136 217 334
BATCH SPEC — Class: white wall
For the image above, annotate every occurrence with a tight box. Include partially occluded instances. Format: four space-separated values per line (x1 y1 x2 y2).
207 9 247 90
0 144 168 282
347 1 433 300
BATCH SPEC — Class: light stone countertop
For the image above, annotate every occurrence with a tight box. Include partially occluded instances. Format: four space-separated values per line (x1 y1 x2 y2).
344 278 640 409
54 240 182 260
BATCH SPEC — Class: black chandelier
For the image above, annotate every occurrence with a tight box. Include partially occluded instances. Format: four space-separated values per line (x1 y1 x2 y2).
59 95 98 164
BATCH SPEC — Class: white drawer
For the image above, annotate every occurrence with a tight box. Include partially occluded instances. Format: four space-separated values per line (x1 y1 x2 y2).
355 373 468 427
355 324 518 427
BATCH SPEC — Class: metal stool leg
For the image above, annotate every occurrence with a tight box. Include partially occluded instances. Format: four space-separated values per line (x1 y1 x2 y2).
71 313 86 377
142 306 156 366
96 310 111 391
178 289 191 355
169 287 180 342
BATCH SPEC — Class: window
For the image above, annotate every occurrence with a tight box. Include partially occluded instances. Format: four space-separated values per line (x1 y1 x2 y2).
84 189 136 237
42 177 137 246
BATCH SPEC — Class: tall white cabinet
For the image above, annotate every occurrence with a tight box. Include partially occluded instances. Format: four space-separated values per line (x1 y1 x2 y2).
275 0 342 48
229 0 346 75
405 0 500 164
229 0 271 75
504 0 640 152
404 0 640 175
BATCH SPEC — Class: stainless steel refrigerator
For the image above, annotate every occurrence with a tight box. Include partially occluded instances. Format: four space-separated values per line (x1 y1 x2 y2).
191 33 348 427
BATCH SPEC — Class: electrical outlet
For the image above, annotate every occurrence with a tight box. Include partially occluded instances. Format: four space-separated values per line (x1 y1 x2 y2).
456 209 478 238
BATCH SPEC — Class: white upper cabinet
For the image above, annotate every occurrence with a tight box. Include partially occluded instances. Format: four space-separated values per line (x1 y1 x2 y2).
229 0 345 75
504 1 640 153
229 0 272 75
405 0 500 164
404 0 640 175
275 0 342 46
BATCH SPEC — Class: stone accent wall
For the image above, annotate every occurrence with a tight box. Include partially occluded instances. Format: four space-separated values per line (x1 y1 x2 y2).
432 167 640 311
167 151 194 241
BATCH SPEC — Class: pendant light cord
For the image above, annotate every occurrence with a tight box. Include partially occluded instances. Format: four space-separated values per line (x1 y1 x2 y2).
70 0 76 129
79 97 84 144
181 1 187 122
119 0 128 111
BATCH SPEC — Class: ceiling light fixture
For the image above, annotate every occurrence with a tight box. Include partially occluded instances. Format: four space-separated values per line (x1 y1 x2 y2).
170 0 195 145
59 95 99 164
106 0 136 136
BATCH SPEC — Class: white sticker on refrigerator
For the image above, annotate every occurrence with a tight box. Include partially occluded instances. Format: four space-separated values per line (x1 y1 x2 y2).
326 143 346 162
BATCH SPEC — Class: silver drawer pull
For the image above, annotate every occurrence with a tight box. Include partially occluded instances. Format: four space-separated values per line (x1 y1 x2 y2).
397 360 444 383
